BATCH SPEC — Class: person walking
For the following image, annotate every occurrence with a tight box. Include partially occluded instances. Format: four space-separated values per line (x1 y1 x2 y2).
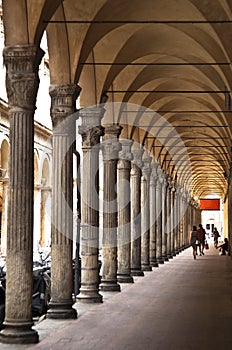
190 225 198 259
213 227 220 248
197 224 206 255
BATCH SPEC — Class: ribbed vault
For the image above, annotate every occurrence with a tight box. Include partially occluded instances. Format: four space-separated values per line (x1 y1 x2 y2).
2 0 232 200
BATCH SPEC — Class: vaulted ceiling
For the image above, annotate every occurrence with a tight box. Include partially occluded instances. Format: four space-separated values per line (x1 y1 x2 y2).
2 0 232 199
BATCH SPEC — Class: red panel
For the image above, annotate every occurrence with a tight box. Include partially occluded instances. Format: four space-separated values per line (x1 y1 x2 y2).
200 199 220 210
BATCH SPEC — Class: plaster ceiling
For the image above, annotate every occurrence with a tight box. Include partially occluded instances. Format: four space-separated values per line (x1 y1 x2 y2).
2 0 232 199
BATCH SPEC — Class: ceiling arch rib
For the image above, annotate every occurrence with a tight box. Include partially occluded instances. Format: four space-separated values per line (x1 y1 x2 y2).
25 0 231 200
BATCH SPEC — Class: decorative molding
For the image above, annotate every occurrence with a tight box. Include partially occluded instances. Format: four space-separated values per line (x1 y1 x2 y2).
3 45 44 109
49 84 81 128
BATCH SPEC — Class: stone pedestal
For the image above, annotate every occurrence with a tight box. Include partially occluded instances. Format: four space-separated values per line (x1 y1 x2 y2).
149 161 159 267
47 84 80 319
130 147 144 276
100 125 122 292
141 154 152 271
117 139 134 283
77 107 104 303
0 45 43 344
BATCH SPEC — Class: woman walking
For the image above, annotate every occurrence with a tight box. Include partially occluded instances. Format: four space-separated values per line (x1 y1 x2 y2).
213 227 220 248
190 225 198 259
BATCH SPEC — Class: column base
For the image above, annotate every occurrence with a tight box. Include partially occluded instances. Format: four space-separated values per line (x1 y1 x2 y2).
162 256 169 262
77 291 103 303
47 300 77 319
141 265 152 271
100 279 121 292
157 257 164 264
150 261 159 267
167 254 173 259
131 269 144 277
0 321 39 344
117 274 134 283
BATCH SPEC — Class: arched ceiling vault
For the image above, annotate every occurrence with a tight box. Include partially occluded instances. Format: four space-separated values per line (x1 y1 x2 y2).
2 0 232 200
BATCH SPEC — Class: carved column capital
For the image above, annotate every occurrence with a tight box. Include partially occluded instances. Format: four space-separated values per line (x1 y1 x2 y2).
131 146 143 177
142 155 152 180
79 107 105 148
103 124 122 140
3 45 44 109
131 147 144 168
150 161 159 185
157 167 164 185
49 84 81 128
119 139 133 161
101 124 122 160
167 175 173 190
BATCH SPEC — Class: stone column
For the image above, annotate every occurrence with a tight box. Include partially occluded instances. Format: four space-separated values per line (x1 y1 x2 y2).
184 192 190 248
176 185 181 254
0 45 43 344
117 139 134 283
141 154 152 271
161 174 168 261
40 181 51 246
171 181 176 257
130 146 144 276
149 161 159 267
0 176 8 256
47 84 80 319
77 107 104 303
166 175 173 259
100 124 122 292
179 187 185 251
156 167 163 264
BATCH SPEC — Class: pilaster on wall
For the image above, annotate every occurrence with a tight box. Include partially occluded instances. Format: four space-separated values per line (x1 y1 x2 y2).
0 45 43 344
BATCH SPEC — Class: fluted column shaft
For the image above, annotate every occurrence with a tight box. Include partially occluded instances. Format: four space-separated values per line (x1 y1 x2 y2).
117 139 134 283
171 182 176 256
175 186 181 253
180 189 185 250
156 168 163 264
77 107 104 303
184 194 189 248
100 125 122 292
161 175 168 261
166 176 172 259
0 45 43 344
40 186 51 245
130 148 144 276
47 84 80 319
149 161 159 267
0 178 8 256
141 155 152 271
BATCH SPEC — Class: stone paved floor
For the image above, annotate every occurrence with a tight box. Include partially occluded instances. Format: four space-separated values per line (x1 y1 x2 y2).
1 243 232 350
